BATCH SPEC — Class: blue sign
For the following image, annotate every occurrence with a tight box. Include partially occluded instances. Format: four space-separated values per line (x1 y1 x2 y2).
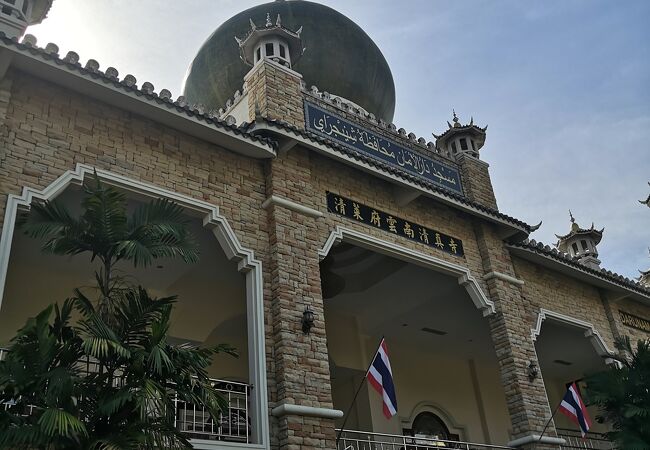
304 102 463 195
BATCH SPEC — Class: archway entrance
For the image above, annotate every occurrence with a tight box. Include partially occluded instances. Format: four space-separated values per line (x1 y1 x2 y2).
534 315 613 447
0 166 268 447
320 231 512 448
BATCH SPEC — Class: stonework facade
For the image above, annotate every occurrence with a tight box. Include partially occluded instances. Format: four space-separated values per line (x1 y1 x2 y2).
0 4 648 450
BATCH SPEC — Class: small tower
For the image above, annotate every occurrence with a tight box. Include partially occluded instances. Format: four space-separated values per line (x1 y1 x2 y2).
555 211 604 269
235 12 304 70
0 0 52 38
433 111 487 159
639 269 650 288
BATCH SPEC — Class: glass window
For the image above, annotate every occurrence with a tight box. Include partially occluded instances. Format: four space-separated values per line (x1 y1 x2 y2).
572 243 579 253
581 240 589 251
265 43 274 56
411 412 451 440
460 138 468 150
256 47 261 62
279 45 286 58
451 141 457 153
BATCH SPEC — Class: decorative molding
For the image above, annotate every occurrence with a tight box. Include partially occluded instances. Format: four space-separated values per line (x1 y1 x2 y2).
319 226 495 316
271 403 343 419
531 308 615 358
483 271 525 286
261 195 323 218
507 434 565 447
0 164 270 448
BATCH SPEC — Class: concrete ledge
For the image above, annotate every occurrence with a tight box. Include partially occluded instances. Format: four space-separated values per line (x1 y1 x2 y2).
483 271 525 286
507 434 566 447
262 195 323 218
271 403 343 419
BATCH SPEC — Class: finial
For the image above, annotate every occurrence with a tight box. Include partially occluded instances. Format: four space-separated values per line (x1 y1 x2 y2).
249 18 257 30
469 116 474 126
276 14 282 26
266 13 272 27
569 210 575 223
452 109 460 127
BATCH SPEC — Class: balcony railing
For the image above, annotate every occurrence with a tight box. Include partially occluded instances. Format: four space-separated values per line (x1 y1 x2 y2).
0 348 251 443
557 428 615 449
336 429 514 450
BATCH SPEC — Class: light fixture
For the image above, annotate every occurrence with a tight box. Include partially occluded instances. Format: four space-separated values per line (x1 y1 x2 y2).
527 360 539 381
302 306 315 334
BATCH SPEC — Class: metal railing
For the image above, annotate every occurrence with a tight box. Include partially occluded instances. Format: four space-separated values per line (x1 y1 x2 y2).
336 429 514 450
1 348 251 442
557 428 615 449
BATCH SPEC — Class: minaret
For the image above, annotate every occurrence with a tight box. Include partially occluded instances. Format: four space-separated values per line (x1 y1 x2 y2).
555 211 604 269
0 0 52 38
235 12 306 127
433 111 497 209
433 110 487 159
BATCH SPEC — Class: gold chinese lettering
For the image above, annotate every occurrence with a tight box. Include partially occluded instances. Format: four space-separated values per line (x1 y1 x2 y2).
434 233 445 249
403 222 415 238
353 203 363 220
334 197 346 215
449 238 458 254
370 210 381 227
386 215 398 233
419 227 429 244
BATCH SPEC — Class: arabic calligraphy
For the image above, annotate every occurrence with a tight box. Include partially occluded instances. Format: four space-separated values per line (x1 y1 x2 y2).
306 102 464 195
326 192 465 257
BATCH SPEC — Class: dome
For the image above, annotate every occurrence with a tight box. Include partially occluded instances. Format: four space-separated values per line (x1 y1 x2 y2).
182 0 396 122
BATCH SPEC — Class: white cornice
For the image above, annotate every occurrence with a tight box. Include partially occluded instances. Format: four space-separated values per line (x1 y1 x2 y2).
483 271 524 286
261 195 323 218
271 403 343 419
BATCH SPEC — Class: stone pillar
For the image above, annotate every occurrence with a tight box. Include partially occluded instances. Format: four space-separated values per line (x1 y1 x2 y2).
244 59 305 129
456 153 498 210
474 222 561 449
264 147 338 449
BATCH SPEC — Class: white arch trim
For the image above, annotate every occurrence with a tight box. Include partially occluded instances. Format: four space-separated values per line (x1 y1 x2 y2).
319 226 495 316
0 164 270 449
531 308 616 361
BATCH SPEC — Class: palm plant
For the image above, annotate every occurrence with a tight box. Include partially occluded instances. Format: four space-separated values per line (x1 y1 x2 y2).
0 174 237 449
586 336 650 448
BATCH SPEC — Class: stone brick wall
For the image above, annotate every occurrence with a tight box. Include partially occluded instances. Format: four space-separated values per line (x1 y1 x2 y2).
456 154 498 210
245 60 305 128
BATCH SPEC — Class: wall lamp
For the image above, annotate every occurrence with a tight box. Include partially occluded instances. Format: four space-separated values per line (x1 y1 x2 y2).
302 306 315 334
527 360 539 381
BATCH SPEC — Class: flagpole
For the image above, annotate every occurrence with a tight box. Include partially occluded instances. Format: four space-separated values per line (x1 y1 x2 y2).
335 336 385 447
532 400 562 449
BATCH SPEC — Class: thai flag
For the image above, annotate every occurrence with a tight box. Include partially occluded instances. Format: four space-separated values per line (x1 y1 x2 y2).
367 338 397 419
558 382 591 437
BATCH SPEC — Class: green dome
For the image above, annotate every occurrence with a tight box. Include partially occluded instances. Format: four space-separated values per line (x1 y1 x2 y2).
182 0 396 122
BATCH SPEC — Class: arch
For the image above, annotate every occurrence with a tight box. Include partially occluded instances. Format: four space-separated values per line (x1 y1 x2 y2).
531 308 616 364
319 226 495 316
0 163 270 448
401 401 467 440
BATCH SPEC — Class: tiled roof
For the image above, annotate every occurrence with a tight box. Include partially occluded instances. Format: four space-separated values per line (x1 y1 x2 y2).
245 116 535 234
0 33 276 150
508 239 650 297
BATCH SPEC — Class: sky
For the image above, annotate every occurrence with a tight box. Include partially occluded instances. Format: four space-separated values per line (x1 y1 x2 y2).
27 0 650 278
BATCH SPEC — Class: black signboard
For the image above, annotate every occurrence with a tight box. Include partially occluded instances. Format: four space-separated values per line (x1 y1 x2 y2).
326 192 464 258
305 102 463 195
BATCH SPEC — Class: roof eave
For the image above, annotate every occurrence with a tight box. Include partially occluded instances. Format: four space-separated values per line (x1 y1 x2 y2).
249 120 530 240
0 40 276 159
507 243 650 305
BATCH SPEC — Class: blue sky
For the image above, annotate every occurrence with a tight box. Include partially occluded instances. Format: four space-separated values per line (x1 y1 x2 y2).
28 0 650 278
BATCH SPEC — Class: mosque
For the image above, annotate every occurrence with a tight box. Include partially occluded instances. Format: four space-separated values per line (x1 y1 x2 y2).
0 1 648 449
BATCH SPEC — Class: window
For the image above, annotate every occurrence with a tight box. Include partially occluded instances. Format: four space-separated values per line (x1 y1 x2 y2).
256 47 261 62
265 43 274 56
572 243 579 253
450 141 457 153
460 138 468 150
406 412 458 441
581 240 588 251
470 139 475 150
279 44 286 59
